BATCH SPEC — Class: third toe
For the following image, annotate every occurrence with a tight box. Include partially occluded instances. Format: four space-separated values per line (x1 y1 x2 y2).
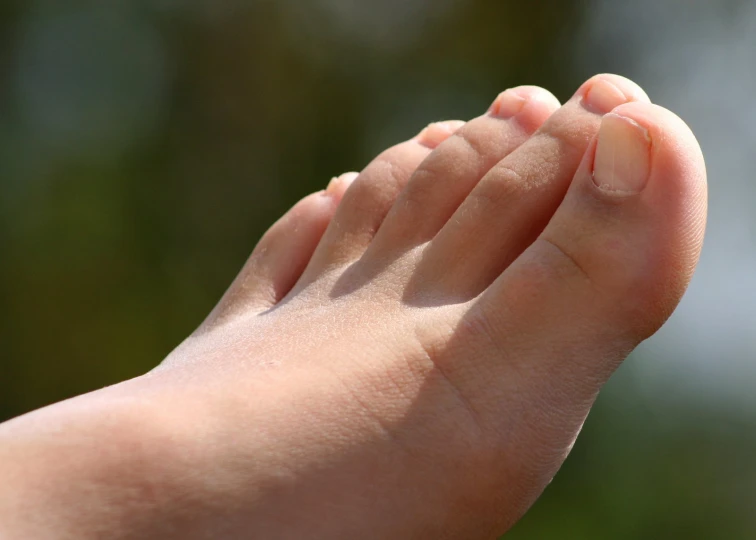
370 86 561 256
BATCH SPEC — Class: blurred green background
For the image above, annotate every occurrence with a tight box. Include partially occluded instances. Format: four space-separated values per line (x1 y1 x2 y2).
2 1 756 537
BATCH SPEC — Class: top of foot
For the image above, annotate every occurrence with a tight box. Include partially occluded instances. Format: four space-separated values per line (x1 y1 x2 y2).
157 73 705 539
3 74 707 540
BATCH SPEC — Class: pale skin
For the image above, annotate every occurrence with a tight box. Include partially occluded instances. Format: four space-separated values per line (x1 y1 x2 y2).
0 74 707 539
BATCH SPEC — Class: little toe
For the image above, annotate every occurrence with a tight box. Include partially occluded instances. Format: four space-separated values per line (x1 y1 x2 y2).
296 121 465 285
201 174 358 328
413 74 650 302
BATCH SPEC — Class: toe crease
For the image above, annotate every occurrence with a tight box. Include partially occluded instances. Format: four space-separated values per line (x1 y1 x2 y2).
414 338 485 437
538 236 597 293
451 130 487 170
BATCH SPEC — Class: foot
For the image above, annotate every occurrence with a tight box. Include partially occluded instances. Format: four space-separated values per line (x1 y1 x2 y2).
2 75 707 539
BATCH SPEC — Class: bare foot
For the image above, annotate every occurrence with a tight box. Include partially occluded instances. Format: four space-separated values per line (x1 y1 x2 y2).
0 75 706 539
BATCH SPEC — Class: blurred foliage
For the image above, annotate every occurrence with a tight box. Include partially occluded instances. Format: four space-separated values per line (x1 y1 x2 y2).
1 0 754 537
512 371 756 538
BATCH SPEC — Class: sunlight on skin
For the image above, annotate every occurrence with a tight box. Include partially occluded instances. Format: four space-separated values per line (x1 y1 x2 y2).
0 74 706 539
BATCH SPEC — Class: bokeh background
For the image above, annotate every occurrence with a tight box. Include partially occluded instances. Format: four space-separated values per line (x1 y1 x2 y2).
2 0 755 537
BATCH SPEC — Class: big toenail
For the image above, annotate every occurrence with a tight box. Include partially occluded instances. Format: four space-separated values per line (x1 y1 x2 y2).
582 78 631 115
490 90 528 119
592 113 651 195
416 121 465 149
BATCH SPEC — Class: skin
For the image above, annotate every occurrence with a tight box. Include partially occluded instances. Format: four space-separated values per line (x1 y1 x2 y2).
0 74 707 539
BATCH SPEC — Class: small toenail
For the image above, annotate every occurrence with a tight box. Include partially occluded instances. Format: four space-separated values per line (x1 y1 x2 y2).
582 78 632 115
416 121 464 149
326 172 359 195
592 113 651 195
490 90 528 119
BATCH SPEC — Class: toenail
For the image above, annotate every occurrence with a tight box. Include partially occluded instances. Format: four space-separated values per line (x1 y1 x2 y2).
489 90 528 119
592 113 651 195
326 172 359 195
582 78 632 115
416 121 465 149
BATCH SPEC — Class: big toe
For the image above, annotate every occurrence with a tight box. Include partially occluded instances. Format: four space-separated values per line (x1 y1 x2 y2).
504 101 708 350
437 99 706 527
474 100 706 403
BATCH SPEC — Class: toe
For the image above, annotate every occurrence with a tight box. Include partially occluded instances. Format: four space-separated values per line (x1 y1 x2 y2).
420 101 705 521
297 121 465 284
473 100 705 446
201 175 358 327
413 74 650 302
515 101 707 342
370 86 560 254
